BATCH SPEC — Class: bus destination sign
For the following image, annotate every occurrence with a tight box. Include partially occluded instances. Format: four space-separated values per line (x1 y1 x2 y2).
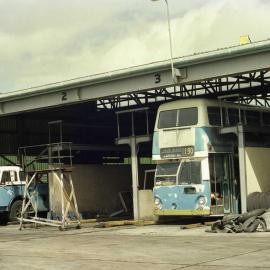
160 146 194 159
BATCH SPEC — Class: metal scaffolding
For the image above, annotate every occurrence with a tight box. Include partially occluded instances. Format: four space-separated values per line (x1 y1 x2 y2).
18 142 81 230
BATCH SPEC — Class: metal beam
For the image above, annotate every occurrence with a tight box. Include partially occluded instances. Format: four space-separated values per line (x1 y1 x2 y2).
1 41 270 115
96 70 270 110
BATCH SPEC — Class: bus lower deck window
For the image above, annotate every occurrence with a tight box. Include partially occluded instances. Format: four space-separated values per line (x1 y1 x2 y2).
155 163 179 186
156 163 179 175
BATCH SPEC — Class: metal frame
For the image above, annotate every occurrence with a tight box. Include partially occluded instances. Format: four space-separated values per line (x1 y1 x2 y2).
19 168 81 230
97 70 270 110
18 142 81 230
1 40 270 115
115 108 152 220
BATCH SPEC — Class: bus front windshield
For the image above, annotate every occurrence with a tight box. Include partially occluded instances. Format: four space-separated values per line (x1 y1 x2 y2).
155 163 178 186
155 161 202 186
178 161 201 185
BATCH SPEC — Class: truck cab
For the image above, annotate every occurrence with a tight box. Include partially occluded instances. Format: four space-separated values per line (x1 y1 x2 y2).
0 166 48 225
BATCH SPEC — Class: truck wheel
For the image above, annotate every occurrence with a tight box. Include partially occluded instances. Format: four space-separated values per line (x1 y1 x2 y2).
9 200 23 222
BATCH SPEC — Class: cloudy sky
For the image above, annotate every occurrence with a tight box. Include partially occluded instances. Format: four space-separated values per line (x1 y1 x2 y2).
0 0 270 92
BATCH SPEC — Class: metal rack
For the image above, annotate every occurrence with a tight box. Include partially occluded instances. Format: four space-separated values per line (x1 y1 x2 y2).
18 142 80 230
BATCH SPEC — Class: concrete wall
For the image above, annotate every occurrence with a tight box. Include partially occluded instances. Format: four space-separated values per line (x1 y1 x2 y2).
245 147 270 195
138 190 155 220
49 165 132 216
71 165 132 215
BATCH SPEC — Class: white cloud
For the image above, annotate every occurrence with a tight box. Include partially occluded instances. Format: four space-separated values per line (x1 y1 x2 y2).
0 0 269 92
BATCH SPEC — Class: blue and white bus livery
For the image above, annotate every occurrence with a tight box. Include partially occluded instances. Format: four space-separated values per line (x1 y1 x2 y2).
152 98 270 216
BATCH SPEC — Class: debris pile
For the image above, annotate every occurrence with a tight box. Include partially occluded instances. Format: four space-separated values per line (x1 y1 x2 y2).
207 209 270 233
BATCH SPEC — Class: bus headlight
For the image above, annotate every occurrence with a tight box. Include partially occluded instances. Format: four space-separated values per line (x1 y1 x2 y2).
198 196 206 206
154 197 162 210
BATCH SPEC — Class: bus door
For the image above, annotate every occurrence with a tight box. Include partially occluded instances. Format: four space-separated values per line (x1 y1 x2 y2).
209 153 236 214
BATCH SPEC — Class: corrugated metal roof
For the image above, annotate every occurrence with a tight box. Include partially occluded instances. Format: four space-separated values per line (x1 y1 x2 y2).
1 39 270 102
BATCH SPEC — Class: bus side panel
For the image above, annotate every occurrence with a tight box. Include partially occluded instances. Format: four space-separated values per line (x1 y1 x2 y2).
153 127 224 160
153 181 211 216
195 127 233 152
195 128 209 151
153 127 217 160
195 127 221 151
152 131 160 160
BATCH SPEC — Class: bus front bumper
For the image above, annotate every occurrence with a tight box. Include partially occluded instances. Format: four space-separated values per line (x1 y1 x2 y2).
154 209 210 216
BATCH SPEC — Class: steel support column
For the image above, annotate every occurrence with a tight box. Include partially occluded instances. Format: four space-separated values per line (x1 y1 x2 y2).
116 135 152 220
237 125 247 213
130 136 139 220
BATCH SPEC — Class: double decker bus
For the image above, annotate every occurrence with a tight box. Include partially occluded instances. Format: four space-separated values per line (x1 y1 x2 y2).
152 98 270 216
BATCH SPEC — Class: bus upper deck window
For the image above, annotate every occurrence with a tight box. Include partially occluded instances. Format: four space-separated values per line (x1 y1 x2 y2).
178 107 198 127
178 161 201 185
158 110 177 129
208 107 221 126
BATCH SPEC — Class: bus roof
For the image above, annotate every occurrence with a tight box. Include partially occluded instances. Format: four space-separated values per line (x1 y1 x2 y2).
157 98 270 112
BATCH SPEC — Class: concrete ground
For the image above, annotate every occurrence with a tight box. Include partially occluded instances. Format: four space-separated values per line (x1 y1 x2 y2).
1 222 270 270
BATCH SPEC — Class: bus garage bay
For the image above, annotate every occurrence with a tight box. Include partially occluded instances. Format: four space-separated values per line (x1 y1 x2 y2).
152 98 270 216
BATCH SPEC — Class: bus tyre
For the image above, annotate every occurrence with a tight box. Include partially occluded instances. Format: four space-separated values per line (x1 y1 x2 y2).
9 200 23 222
238 209 265 223
242 216 266 233
256 219 267 232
